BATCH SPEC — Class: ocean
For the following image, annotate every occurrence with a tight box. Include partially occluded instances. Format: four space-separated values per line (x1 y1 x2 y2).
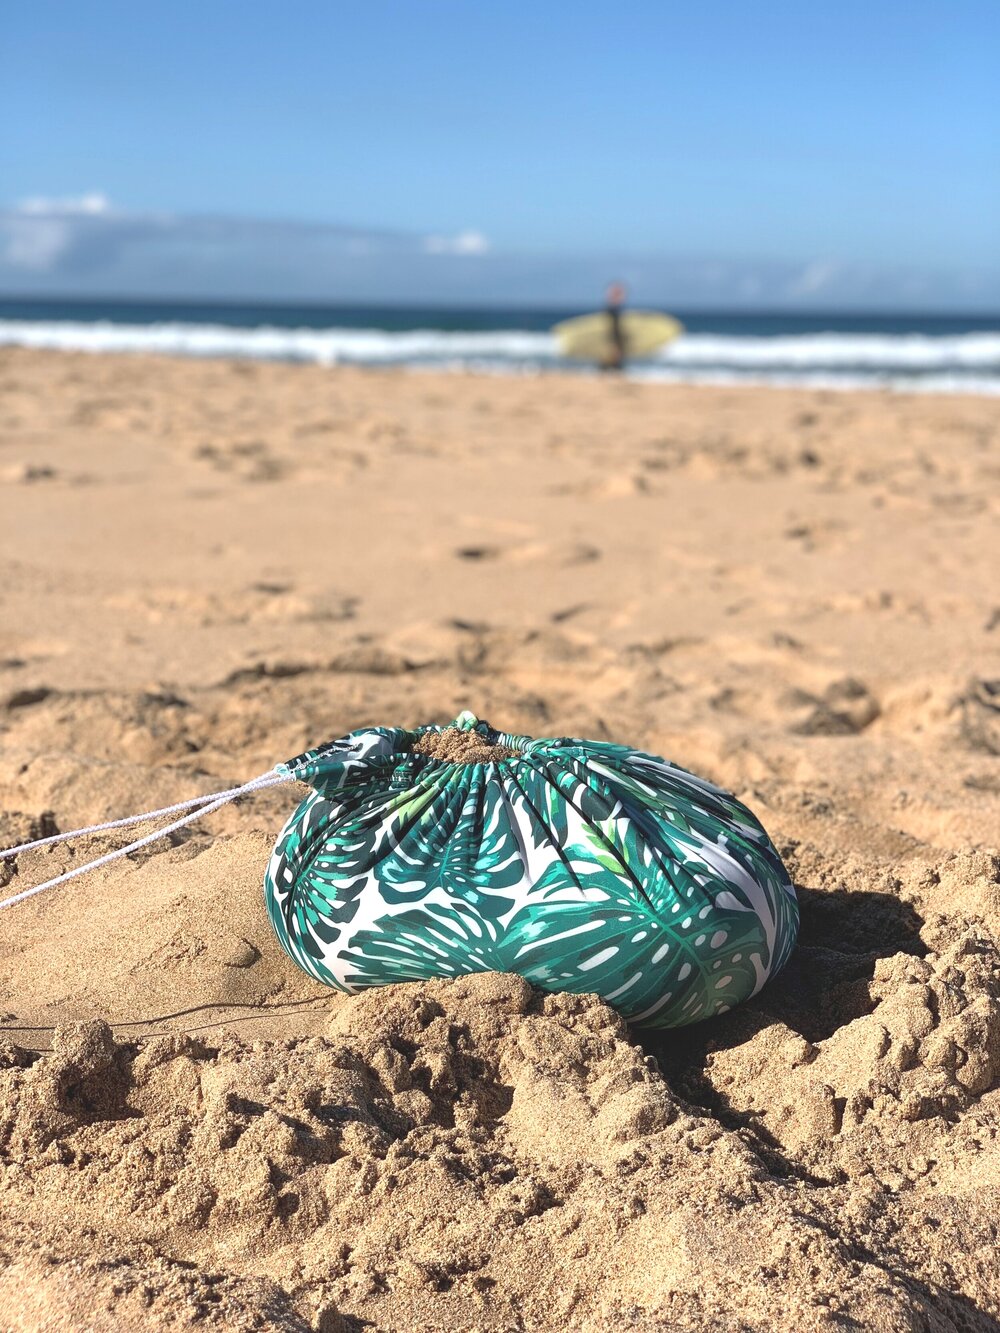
1 297 999 394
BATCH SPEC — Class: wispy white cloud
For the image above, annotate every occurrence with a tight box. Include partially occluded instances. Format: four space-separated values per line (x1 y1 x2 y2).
2 216 72 270
15 193 112 217
0 196 996 309
787 259 840 298
423 230 490 256
0 196 493 278
1 194 114 270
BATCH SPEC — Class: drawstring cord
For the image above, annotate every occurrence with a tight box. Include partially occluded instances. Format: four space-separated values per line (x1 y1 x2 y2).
0 769 295 911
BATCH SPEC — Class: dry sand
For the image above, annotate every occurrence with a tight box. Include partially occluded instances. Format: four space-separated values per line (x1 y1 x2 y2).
0 346 998 1331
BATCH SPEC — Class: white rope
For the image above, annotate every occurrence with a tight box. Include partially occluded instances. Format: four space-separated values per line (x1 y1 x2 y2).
0 770 289 860
0 769 296 912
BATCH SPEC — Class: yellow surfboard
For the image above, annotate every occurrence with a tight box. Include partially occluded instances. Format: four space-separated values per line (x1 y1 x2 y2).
552 310 683 362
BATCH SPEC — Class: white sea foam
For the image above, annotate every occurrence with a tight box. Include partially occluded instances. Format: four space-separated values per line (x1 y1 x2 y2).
1 319 998 394
0 319 554 363
656 332 1000 370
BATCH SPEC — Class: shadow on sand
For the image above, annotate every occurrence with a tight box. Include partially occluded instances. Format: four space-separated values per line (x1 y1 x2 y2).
640 882 926 1094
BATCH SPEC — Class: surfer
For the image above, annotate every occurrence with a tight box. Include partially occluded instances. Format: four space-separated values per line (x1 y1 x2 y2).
603 282 628 372
551 297 680 367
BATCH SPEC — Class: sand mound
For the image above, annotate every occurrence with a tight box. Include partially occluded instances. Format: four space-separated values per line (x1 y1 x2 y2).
3 965 998 1331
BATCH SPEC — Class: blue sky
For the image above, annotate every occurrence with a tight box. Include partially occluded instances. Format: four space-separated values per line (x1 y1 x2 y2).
2 1 998 307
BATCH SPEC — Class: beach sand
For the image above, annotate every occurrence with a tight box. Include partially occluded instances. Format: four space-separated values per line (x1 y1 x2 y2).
1 346 998 1331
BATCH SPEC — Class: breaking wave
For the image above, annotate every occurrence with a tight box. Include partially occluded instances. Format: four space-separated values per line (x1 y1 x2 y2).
1 318 998 393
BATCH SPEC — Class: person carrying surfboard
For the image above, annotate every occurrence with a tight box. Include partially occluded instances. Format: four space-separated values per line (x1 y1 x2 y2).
603 281 628 372
551 299 682 368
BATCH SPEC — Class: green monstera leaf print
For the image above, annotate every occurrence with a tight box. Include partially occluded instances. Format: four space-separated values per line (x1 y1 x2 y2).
264 712 799 1028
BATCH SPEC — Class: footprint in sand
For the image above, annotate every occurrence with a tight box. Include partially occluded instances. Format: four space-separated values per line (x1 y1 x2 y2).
2 686 54 710
550 604 592 624
194 440 292 483
639 440 690 473
105 584 357 629
0 462 58 484
782 518 853 553
293 418 345 437
454 545 503 562
454 541 600 566
548 472 649 499
951 678 1000 755
784 677 881 736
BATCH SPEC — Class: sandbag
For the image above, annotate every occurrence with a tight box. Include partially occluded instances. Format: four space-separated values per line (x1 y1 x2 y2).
265 711 799 1028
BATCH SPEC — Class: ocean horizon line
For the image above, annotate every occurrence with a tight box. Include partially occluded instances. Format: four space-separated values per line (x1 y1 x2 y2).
3 293 1000 325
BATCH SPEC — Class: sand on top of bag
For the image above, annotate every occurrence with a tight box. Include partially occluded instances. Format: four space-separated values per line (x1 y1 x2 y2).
0 347 998 1332
412 726 521 763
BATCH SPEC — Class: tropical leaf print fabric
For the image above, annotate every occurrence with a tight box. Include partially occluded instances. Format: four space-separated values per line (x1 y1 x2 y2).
264 712 799 1028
